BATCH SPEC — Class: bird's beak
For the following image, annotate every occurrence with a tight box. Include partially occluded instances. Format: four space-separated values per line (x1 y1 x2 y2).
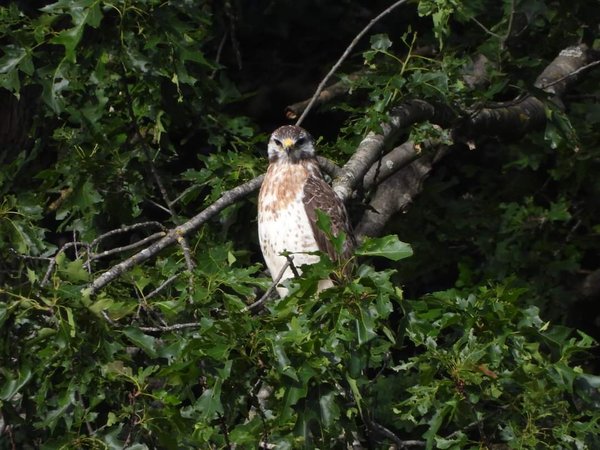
282 138 295 152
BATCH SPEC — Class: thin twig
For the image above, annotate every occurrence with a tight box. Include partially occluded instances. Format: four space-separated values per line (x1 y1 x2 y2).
77 391 94 435
92 232 165 259
285 72 365 119
170 184 202 206
502 0 516 47
284 254 300 278
9 249 52 261
538 59 600 90
242 259 292 312
295 0 410 126
210 31 228 79
40 241 90 287
101 310 117 326
145 274 179 300
138 322 200 332
147 199 172 214
91 221 167 248
470 16 503 40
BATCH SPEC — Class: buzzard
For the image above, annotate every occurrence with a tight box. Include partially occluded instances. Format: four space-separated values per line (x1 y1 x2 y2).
258 125 355 296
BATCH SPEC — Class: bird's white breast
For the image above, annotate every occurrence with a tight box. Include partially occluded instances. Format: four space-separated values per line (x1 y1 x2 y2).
258 191 320 293
258 162 328 296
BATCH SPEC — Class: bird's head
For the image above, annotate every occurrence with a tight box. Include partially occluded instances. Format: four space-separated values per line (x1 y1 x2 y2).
267 125 315 163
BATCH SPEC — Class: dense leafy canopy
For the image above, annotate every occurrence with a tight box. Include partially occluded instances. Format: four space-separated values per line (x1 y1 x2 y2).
1 0 599 448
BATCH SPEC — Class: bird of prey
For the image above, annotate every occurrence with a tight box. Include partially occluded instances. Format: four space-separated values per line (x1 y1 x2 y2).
258 125 355 296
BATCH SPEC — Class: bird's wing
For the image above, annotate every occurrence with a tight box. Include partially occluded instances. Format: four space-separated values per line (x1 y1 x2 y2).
303 174 356 261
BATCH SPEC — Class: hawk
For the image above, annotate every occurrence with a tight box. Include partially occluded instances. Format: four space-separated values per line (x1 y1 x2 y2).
258 125 355 297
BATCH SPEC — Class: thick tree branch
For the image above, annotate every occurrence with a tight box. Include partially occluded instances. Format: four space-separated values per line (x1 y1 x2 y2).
357 43 595 236
362 140 440 191
332 100 442 201
356 146 448 238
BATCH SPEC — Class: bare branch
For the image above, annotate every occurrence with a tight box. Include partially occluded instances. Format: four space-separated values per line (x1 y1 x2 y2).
91 221 167 248
317 156 343 179
138 322 200 333
91 232 165 260
362 140 439 191
285 72 364 120
87 43 596 294
295 0 410 126
145 274 180 300
456 44 593 141
535 44 592 96
88 175 264 295
537 58 600 92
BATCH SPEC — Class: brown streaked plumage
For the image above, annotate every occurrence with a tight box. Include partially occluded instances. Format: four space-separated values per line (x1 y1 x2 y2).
258 125 355 297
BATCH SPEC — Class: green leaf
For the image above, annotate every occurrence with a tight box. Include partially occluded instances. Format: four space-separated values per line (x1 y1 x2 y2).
196 384 224 419
370 33 393 51
0 44 26 74
59 258 90 283
0 366 32 401
122 327 158 358
65 306 76 337
319 390 341 428
315 209 346 255
355 305 377 345
44 0 103 62
356 235 413 261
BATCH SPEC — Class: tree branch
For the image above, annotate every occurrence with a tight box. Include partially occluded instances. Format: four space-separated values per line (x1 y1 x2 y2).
356 43 594 237
285 72 364 120
356 146 448 238
332 99 442 202
295 0 410 126
86 43 596 294
88 175 264 295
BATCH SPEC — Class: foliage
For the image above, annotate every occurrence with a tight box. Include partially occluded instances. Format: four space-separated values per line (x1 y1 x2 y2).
1 0 599 448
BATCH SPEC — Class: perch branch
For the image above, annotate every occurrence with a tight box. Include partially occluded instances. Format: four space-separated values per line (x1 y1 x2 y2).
332 99 441 201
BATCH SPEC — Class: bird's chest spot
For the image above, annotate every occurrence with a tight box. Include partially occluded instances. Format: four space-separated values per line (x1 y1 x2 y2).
258 164 309 220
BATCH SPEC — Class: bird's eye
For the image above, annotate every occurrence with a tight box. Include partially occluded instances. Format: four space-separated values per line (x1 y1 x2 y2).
273 138 282 146
296 137 306 146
